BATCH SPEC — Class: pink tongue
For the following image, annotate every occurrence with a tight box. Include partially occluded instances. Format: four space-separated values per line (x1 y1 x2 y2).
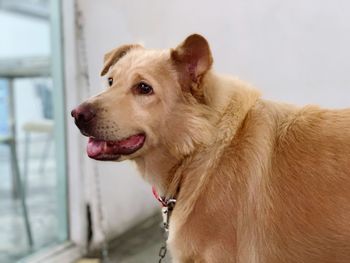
118 135 143 148
86 134 145 158
87 138 106 157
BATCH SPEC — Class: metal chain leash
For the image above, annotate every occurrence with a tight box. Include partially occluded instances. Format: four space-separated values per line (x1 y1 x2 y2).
75 1 110 262
157 199 176 262
158 243 167 263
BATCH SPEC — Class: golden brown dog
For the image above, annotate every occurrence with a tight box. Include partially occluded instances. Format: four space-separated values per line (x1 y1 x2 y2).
72 34 350 263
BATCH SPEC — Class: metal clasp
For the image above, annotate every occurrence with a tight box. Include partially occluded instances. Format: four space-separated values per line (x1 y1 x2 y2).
161 199 176 233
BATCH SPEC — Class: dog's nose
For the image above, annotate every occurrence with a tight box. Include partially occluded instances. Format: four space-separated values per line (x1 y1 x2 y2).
71 103 96 127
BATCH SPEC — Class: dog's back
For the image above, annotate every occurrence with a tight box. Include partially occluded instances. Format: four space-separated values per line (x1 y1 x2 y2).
233 102 350 262
268 105 350 262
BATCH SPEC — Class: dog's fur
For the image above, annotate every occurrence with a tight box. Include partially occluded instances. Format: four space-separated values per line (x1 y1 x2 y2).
74 34 350 262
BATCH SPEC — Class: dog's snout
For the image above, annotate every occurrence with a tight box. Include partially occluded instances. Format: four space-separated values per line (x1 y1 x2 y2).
71 103 96 128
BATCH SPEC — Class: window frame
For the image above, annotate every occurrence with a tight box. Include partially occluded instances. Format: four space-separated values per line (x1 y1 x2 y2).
22 0 88 261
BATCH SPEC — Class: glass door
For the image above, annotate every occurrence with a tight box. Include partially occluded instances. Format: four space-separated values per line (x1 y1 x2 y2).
0 0 68 261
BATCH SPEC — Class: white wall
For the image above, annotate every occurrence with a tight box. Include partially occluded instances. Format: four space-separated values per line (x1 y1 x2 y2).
80 0 350 108
77 0 350 243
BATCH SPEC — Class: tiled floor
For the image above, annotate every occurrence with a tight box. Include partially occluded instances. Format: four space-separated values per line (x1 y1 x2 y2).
84 214 171 263
0 139 62 263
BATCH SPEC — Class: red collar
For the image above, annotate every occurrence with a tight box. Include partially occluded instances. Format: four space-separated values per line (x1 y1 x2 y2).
152 186 169 207
152 186 177 208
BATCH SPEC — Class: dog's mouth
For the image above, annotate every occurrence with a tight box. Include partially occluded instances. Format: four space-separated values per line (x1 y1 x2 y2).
86 133 146 161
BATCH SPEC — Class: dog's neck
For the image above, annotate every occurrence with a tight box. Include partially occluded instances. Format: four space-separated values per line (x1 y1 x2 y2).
134 71 261 197
134 146 180 196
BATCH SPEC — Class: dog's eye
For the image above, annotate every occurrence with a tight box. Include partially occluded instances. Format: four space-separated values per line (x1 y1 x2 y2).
108 77 113 86
135 82 153 95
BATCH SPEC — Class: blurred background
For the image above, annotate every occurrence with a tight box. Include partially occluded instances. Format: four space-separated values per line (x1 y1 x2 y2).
0 0 349 262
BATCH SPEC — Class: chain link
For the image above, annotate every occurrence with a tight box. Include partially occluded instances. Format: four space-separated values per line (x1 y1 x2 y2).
157 199 176 262
158 243 167 263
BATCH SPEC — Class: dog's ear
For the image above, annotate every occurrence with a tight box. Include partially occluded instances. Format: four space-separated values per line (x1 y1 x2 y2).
100 44 142 76
171 34 213 94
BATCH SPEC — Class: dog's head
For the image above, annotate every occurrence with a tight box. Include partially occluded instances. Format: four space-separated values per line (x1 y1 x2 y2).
71 34 214 161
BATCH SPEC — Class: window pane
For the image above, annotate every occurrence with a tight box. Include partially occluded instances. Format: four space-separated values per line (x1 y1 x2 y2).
0 0 67 261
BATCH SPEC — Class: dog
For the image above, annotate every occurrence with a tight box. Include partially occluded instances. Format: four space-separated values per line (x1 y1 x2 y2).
72 34 350 263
